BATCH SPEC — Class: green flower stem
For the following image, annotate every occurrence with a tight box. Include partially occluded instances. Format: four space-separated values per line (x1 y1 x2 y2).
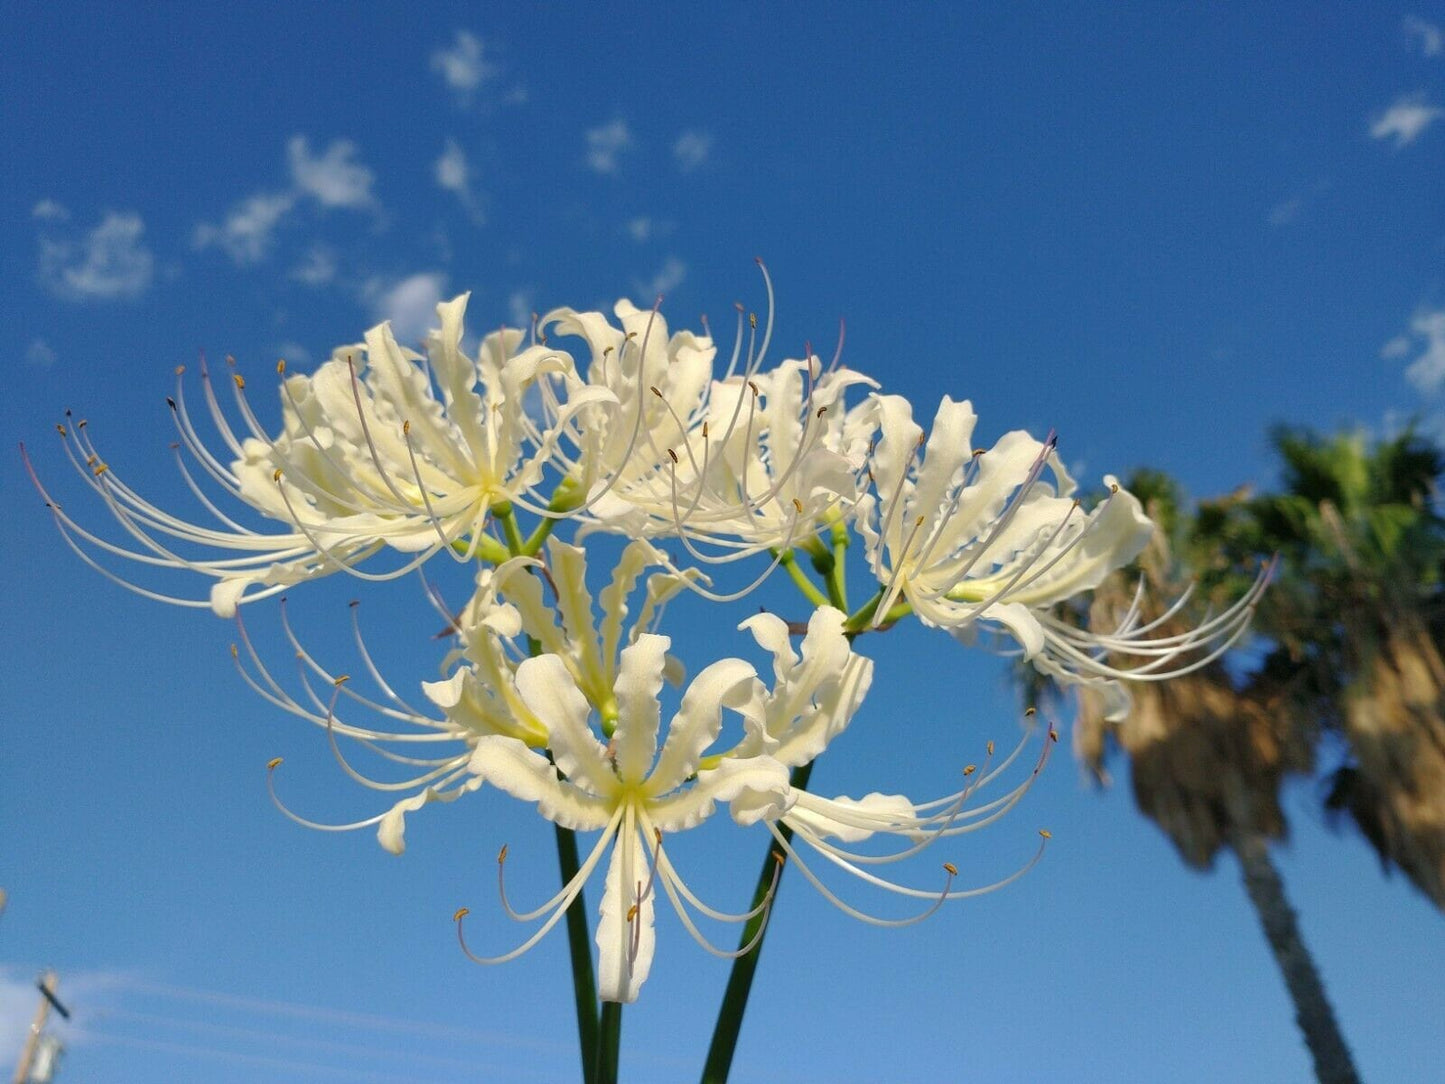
825 519 850 612
596 1001 623 1084
555 823 601 1084
450 534 510 564
494 501 527 556
775 550 830 608
841 589 913 634
699 761 814 1084
521 482 586 556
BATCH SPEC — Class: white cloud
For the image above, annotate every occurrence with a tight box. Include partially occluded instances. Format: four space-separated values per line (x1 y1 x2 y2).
673 130 713 172
368 272 448 346
276 340 313 367
287 136 376 209
627 217 653 243
1267 197 1303 227
435 139 484 223
39 210 154 301
636 257 687 299
1370 93 1443 147
1393 308 1445 394
31 198 69 221
586 119 633 175
26 338 57 367
508 288 536 330
431 30 495 100
1404 16 1443 56
194 192 296 265
289 243 337 286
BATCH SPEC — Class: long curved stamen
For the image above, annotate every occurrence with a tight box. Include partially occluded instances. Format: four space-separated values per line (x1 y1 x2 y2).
266 758 391 834
767 828 958 926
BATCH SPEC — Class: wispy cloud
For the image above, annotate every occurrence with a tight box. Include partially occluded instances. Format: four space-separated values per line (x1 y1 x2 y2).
673 130 713 172
194 193 295 265
635 256 687 299
1370 93 1443 147
31 198 69 222
289 243 337 286
1267 197 1303 227
1389 308 1445 394
287 137 377 210
38 210 154 301
508 289 536 330
1404 15 1443 56
586 119 632 175
627 217 654 243
26 338 57 367
366 272 448 346
431 30 496 103
435 138 484 223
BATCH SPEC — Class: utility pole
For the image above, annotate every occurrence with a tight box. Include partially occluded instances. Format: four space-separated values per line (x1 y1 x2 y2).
11 971 69 1084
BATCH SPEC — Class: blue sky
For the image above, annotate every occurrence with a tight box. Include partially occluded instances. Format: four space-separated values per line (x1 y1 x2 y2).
3 3 1445 1081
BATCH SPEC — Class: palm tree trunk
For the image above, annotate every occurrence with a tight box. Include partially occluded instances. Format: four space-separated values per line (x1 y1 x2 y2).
1231 831 1362 1084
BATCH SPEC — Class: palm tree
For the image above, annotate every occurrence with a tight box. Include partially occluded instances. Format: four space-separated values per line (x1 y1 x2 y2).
1062 470 1361 1084
1247 428 1445 910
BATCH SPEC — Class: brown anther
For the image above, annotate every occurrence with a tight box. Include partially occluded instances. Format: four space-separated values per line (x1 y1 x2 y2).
226 355 236 367
650 385 663 398
626 904 639 922
626 331 638 341
603 346 614 356
986 740 995 756
916 514 926 526
267 757 283 770
963 764 977 776
273 468 283 482
772 850 786 867
702 421 709 438
1110 482 1120 493
498 844 508 864
86 454 97 465
654 827 663 844
169 442 179 450
748 380 759 397
349 600 360 608
749 313 757 329
668 448 679 464
403 420 411 435
792 497 804 513
277 359 286 374
332 674 350 687
453 907 470 922
175 365 186 375
816 406 828 418
972 448 986 457
166 397 177 410
1049 728 1059 743
229 644 239 658
1039 829 1052 839
1024 707 1037 716
232 373 245 390
943 862 959 876
55 424 66 436
77 419 87 429
1072 498 1081 508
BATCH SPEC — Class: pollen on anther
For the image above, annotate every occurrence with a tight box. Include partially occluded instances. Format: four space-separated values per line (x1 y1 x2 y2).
498 844 508 864
332 674 350 687
749 313 758 330
229 644 239 658
273 468 283 482
986 740 995 756
792 498 804 513
233 373 245 390
1049 728 1059 743
943 862 959 876
650 385 663 398
453 907 470 922
1110 482 1120 493
403 420 411 435
963 764 977 776
267 757 283 770
55 425 66 436
747 380 759 397
1039 829 1052 839
702 421 709 438
1025 707 1037 717
816 406 828 418
277 359 286 374
626 904 639 922
668 448 679 464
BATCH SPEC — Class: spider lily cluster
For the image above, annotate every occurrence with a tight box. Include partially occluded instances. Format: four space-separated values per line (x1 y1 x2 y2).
27 266 1264 1003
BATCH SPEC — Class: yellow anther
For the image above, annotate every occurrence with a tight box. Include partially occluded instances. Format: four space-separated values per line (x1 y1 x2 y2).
277 359 286 374
771 850 786 867
267 757 283 770
1110 482 1120 493
55 424 66 436
626 904 639 922
1072 498 1081 508
498 844 508 864
403 420 411 435
92 462 109 476
332 674 350 687
650 385 663 397
1039 829 1052 839
603 346 614 356
1049 728 1059 743
986 740 995 756
453 907 470 922
273 468 283 482
916 514 926 526
792 497 804 513
626 331 638 340
749 312 757 329
702 421 709 438
229 644 239 658
232 373 245 390
86 454 97 465
943 862 958 876
963 764 977 776
175 365 186 375
1025 707 1037 716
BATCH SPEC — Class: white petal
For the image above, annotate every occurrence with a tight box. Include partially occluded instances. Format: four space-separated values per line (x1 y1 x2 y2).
647 657 758 795
377 777 485 854
596 819 654 1003
466 735 613 830
611 634 670 783
515 655 614 796
650 755 793 833
784 791 917 843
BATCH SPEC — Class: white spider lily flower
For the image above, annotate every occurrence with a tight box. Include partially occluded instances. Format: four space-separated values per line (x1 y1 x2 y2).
854 393 1152 640
458 637 791 1003
28 293 612 618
